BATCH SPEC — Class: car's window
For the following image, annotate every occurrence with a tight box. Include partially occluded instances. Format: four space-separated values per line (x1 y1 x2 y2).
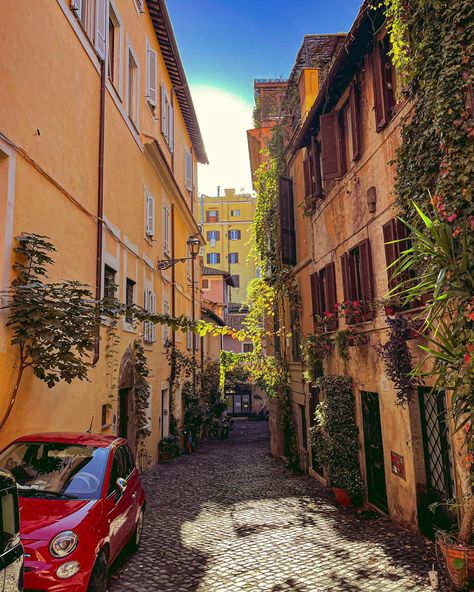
123 445 136 476
107 446 127 496
0 442 109 500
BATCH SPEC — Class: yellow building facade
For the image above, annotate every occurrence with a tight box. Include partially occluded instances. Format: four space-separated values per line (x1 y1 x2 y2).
0 0 207 467
201 189 257 305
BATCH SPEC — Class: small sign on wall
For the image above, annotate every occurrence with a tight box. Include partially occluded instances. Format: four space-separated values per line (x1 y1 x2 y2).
391 451 406 480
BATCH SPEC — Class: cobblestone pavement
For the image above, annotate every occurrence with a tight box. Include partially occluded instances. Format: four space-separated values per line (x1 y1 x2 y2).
109 420 443 592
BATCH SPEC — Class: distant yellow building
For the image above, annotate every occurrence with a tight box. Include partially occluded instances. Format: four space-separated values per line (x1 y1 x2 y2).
0 0 207 467
201 189 257 305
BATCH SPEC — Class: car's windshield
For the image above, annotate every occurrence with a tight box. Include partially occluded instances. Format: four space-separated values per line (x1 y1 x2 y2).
0 442 109 500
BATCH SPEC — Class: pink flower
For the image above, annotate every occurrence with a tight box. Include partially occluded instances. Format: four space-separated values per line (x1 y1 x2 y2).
453 226 462 238
324 311 334 318
465 353 471 365
446 213 457 223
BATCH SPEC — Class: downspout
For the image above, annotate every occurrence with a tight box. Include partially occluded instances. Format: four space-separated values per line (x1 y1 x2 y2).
93 60 106 365
171 204 176 344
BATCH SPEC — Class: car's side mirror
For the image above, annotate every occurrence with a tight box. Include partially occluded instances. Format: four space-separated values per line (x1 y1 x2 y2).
115 477 127 497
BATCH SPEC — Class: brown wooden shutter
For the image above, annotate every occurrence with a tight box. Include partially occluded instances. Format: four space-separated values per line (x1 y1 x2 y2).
349 82 362 160
311 136 324 199
279 176 297 266
383 219 398 291
310 272 321 330
341 253 350 302
216 231 221 241
320 112 343 179
372 42 387 131
326 262 338 330
303 157 312 198
359 239 375 320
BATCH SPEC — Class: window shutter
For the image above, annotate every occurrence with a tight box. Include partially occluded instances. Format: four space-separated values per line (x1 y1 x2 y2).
383 219 398 290
278 177 297 266
359 239 375 320
71 0 83 19
320 112 343 179
168 101 174 152
185 149 193 191
310 272 320 329
216 231 220 241
161 83 167 137
151 293 156 342
163 204 170 254
349 82 362 160
146 193 155 237
95 0 108 60
341 253 350 301
311 136 324 199
143 289 149 342
372 42 387 131
303 157 312 198
147 44 157 107
326 262 339 330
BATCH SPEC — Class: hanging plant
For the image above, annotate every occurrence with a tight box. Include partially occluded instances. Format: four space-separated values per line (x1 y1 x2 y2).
302 333 332 383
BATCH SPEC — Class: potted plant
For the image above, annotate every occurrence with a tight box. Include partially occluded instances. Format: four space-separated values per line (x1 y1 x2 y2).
337 300 364 325
302 325 332 382
388 204 474 590
335 329 351 362
158 435 179 463
310 375 364 506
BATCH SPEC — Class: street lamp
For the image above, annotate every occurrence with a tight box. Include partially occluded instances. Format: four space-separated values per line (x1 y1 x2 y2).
186 236 201 392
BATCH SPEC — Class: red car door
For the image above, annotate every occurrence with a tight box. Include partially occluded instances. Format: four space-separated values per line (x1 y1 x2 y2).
105 446 135 560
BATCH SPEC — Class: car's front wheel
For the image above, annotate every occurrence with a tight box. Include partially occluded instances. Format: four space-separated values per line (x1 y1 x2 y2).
87 549 108 592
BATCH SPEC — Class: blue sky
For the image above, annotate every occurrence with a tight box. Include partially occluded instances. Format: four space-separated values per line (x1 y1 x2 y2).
167 0 362 194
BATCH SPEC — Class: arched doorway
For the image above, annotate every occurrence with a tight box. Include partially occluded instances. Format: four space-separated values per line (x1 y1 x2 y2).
118 347 137 457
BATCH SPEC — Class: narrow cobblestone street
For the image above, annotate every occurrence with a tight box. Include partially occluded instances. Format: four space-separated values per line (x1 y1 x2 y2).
109 421 442 592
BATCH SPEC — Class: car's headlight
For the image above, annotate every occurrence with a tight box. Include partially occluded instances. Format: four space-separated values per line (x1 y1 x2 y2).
50 531 78 558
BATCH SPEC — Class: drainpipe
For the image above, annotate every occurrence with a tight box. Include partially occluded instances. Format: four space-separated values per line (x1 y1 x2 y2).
93 60 106 365
171 204 176 346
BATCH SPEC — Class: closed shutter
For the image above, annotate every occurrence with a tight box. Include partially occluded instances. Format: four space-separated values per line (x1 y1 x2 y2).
161 83 168 137
163 204 170 254
145 192 155 237
95 0 108 60
349 82 362 160
372 42 387 131
326 262 338 330
185 149 193 191
168 101 174 152
278 177 297 266
310 272 321 329
341 253 351 302
359 239 375 320
71 0 83 19
147 43 157 107
383 219 398 290
311 136 324 199
320 112 343 179
303 157 312 198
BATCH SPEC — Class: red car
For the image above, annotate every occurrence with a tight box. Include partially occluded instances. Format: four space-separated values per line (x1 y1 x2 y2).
0 433 146 592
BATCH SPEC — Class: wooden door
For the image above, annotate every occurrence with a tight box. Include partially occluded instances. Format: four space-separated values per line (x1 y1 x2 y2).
362 391 388 513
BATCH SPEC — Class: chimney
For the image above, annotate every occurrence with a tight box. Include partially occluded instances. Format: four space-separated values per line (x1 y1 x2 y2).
217 186 221 197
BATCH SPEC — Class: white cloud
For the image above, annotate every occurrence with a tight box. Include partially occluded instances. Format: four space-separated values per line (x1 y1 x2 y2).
191 86 254 197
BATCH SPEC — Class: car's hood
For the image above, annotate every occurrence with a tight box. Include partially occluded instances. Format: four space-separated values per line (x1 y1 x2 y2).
19 497 100 540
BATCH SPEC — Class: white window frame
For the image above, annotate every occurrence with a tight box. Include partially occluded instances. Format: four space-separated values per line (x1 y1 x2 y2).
145 189 155 238
108 2 123 96
132 0 144 13
162 202 170 256
229 229 240 241
95 0 108 60
208 253 219 265
185 148 193 192
143 289 156 343
146 37 158 108
126 42 140 129
231 209 241 217
161 83 169 140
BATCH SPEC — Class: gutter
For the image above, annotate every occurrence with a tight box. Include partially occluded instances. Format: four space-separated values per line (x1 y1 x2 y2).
93 60 106 365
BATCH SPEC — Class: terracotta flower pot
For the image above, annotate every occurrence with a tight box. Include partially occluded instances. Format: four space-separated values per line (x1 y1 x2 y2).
332 487 351 507
437 534 474 590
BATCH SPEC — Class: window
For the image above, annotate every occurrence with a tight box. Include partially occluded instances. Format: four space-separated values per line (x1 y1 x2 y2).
162 298 170 344
101 404 108 427
127 49 139 126
372 35 396 131
146 38 157 108
206 210 218 223
279 177 296 266
207 230 220 247
161 84 174 152
231 209 241 217
185 149 193 192
104 265 116 303
202 279 209 289
229 252 239 264
341 239 375 322
231 274 240 288
163 203 170 255
125 278 135 324
207 253 220 265
143 289 156 343
145 190 155 238
256 267 261 278
319 85 361 182
290 307 302 361
133 0 144 12
310 262 338 331
72 0 107 59
243 343 254 353
229 229 241 241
